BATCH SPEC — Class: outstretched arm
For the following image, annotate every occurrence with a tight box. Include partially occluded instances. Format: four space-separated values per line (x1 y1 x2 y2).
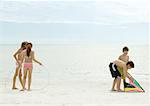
126 72 134 81
32 52 42 65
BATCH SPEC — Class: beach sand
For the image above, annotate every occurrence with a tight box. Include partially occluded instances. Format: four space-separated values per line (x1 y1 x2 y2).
0 44 149 106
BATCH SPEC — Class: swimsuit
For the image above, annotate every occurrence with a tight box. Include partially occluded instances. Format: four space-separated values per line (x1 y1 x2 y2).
16 61 21 67
109 63 121 78
24 55 32 69
117 67 125 80
24 63 32 69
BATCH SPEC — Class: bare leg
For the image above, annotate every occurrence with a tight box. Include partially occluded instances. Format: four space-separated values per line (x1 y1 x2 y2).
112 78 117 91
28 68 32 91
18 69 24 89
116 77 123 92
12 67 19 89
21 69 27 91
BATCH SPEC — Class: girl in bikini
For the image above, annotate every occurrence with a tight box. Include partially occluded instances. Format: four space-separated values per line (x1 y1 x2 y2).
12 41 28 90
21 42 42 91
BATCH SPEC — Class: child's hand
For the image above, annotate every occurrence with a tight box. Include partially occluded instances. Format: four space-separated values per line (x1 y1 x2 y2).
39 62 42 65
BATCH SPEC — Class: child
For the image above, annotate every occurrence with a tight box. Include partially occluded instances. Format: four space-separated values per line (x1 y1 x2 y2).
109 60 134 92
118 46 129 63
118 46 130 87
12 41 28 90
21 43 42 91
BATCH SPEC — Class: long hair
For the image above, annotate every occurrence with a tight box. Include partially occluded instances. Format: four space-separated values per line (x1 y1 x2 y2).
26 43 32 57
21 41 28 50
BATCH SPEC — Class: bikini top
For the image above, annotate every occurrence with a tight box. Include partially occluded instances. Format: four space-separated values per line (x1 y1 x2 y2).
25 55 32 60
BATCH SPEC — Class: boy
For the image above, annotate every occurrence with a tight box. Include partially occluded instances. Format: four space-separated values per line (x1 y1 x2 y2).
118 46 131 87
109 60 134 92
118 46 129 63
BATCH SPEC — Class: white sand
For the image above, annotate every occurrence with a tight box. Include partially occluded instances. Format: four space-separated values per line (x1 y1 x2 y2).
0 44 149 106
0 80 149 106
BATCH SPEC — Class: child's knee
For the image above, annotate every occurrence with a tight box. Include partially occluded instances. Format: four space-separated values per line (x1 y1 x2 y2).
117 76 121 81
14 73 18 77
24 75 27 79
117 76 121 79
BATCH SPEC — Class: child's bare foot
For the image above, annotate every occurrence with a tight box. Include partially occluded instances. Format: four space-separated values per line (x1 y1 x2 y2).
117 89 124 92
20 89 24 91
27 89 31 91
12 87 18 90
111 89 117 91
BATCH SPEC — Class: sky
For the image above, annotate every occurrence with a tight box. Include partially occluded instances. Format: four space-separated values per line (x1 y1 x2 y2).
0 0 149 44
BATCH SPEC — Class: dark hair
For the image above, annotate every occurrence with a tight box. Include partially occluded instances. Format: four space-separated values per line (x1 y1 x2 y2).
26 43 32 57
21 41 28 48
126 61 134 68
123 46 129 52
